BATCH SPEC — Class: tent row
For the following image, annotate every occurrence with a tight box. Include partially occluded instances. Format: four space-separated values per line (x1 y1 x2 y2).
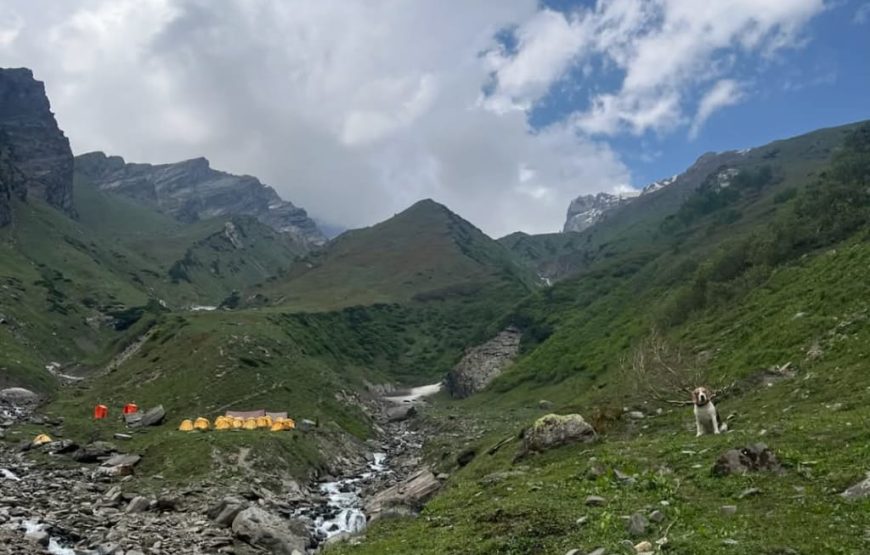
178 415 296 432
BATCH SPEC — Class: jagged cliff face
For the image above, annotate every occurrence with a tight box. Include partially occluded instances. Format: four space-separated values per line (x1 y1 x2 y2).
563 192 634 233
0 68 75 221
0 132 28 226
75 152 327 248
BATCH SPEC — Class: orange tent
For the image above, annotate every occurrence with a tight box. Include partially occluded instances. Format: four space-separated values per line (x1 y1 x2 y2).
193 417 210 431
243 418 258 430
179 419 194 432
255 415 273 429
94 404 108 420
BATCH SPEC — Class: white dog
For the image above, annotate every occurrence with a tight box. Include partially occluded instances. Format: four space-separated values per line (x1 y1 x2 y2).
692 386 727 436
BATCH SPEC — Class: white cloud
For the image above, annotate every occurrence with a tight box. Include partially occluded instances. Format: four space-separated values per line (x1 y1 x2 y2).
483 8 591 112
0 1 826 236
689 79 745 139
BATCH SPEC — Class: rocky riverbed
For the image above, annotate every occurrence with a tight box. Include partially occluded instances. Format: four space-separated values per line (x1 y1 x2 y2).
0 383 443 554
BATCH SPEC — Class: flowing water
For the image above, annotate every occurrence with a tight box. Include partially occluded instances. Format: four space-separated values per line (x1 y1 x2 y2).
21 520 76 555
300 452 389 541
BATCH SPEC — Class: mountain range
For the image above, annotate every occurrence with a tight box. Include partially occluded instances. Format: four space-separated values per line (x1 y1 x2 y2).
1 66 868 554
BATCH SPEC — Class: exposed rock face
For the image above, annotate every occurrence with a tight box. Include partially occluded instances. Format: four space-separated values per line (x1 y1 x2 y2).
563 192 635 233
231 506 308 554
75 151 327 248
520 413 597 455
0 68 75 219
446 327 521 398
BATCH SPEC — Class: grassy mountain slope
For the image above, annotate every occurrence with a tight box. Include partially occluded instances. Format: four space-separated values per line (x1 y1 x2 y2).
502 121 864 281
253 199 534 311
331 123 870 554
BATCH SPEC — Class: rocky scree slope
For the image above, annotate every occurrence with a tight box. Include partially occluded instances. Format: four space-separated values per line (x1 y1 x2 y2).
0 68 75 222
75 151 326 249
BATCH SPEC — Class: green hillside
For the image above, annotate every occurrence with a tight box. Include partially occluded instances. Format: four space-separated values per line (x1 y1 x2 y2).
330 122 870 554
253 198 534 311
502 121 864 282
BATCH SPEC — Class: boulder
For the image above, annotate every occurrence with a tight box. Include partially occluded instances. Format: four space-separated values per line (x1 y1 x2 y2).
71 441 118 463
0 387 38 402
231 506 308 554
840 472 870 501
365 469 441 522
208 496 246 527
520 414 597 456
712 443 781 476
386 405 417 423
125 496 150 513
628 512 648 536
130 405 165 428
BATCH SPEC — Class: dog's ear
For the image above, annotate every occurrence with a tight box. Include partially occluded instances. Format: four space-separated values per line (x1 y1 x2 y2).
690 388 698 404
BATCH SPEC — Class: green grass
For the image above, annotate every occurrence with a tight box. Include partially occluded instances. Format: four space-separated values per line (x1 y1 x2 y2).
331 240 870 555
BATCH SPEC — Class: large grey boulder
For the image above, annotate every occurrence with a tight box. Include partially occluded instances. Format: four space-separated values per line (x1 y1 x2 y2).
0 387 38 402
365 469 441 522
446 328 521 398
231 506 308 554
520 414 597 456
129 405 165 428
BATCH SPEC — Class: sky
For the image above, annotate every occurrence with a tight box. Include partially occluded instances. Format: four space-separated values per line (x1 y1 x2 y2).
1 1 868 237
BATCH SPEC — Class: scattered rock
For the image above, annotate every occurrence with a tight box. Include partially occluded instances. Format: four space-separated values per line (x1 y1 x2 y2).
648 509 665 523
613 469 636 485
71 441 117 463
720 505 737 516
587 548 606 555
210 497 246 527
738 487 761 499
519 413 597 456
626 410 645 420
712 443 781 476
585 495 606 507
628 511 648 536
841 472 870 501
538 400 553 410
125 496 150 513
634 540 654 553
0 387 38 402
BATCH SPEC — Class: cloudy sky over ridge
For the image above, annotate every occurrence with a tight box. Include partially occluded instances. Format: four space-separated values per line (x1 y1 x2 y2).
1 0 868 236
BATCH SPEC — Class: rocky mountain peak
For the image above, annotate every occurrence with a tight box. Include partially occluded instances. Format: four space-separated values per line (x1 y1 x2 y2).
0 67 75 222
75 151 327 248
563 192 635 233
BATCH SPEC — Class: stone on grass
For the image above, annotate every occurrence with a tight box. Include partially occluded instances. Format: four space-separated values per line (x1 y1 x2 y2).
628 512 648 536
520 414 597 456
840 472 870 501
585 495 606 507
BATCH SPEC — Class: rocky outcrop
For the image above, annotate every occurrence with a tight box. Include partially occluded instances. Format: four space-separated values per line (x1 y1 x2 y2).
75 151 327 248
519 413 597 456
563 192 635 233
445 327 521 398
0 68 75 220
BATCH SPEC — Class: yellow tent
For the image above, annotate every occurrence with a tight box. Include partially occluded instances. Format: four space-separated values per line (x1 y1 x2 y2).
256 415 273 429
282 418 296 430
179 419 194 432
243 417 258 430
231 417 244 430
269 421 285 432
32 433 52 446
215 416 232 431
193 417 210 431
